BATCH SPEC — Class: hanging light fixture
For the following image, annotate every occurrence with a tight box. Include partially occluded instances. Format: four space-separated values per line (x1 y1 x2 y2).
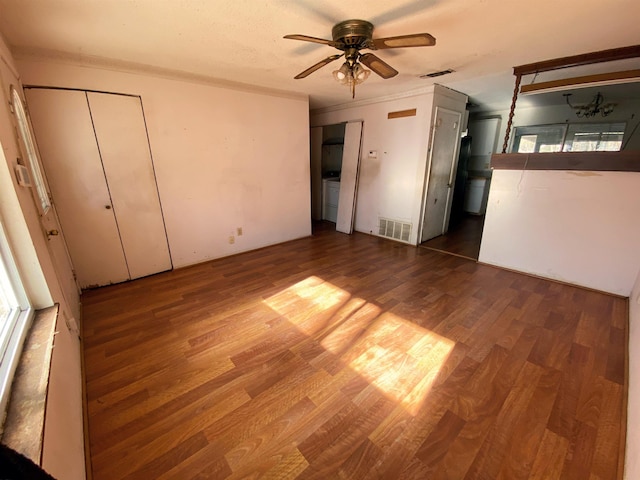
563 92 616 118
332 48 371 98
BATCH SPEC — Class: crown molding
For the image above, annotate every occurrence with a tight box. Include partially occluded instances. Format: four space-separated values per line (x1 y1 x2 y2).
311 83 466 115
12 46 308 102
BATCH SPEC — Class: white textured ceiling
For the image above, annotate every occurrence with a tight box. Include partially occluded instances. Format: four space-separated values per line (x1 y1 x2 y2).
1 0 639 111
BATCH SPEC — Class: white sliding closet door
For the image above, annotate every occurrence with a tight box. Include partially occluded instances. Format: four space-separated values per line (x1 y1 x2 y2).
87 93 171 280
336 121 363 234
25 88 171 288
25 89 129 287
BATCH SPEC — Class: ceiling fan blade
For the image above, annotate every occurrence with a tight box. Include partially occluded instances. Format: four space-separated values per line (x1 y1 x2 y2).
284 34 333 45
369 33 436 49
294 54 343 79
359 53 398 79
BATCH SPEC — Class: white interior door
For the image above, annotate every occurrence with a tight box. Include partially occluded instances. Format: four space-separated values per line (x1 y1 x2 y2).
421 108 462 242
87 93 171 279
10 86 81 324
336 121 363 234
310 127 323 221
25 88 130 288
39 206 81 322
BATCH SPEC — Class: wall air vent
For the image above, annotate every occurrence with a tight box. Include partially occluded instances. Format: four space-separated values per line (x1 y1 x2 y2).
420 69 454 79
378 218 412 243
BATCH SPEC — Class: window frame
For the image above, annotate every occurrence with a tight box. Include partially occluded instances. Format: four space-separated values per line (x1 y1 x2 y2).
0 216 34 424
9 85 51 215
511 121 626 154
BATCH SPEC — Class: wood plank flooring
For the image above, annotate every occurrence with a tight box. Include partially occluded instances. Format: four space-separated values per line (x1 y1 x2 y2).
421 214 485 260
82 223 627 479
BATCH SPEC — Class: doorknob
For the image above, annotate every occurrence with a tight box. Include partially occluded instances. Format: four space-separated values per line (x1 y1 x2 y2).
47 229 59 236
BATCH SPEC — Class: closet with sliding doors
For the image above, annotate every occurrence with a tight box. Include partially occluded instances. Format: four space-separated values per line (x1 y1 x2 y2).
25 88 172 289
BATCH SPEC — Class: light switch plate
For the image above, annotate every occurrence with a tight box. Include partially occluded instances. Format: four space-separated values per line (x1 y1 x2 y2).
15 164 32 187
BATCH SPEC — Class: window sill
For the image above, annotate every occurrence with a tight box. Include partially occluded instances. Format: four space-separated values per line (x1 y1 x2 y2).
0 305 58 464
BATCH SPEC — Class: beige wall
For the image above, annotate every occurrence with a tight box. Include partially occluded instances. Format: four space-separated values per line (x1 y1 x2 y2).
480 170 640 296
16 58 311 268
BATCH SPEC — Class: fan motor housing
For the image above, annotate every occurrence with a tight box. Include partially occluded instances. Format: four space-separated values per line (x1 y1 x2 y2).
332 19 374 47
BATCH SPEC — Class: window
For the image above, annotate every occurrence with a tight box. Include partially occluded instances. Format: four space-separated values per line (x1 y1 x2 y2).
1 87 38 425
0 217 33 423
10 86 51 214
517 135 537 153
511 124 566 153
511 122 626 153
563 123 625 152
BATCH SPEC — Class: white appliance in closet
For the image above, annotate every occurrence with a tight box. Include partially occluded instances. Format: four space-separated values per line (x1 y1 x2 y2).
25 88 172 289
322 178 340 223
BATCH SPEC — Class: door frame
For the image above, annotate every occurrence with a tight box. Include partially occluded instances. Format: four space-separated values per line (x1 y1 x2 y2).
336 121 363 234
418 106 463 244
9 85 81 324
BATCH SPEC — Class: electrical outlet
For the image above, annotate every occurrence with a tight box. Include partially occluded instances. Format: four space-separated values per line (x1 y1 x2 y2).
237 227 243 236
229 235 235 244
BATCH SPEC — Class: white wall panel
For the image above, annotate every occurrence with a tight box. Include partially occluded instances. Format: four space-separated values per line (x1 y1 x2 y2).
479 170 640 295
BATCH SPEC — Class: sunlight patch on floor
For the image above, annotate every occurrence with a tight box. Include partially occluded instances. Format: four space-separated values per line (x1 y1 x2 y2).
347 313 454 415
264 275 352 335
264 277 454 415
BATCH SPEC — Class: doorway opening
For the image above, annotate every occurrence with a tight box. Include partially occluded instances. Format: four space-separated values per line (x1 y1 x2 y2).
419 116 497 261
310 121 363 235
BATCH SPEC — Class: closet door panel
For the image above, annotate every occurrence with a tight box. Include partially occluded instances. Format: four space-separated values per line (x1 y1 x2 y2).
87 92 172 279
336 121 363 234
25 88 129 288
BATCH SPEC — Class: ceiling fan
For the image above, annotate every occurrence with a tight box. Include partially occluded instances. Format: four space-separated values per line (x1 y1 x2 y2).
284 19 436 98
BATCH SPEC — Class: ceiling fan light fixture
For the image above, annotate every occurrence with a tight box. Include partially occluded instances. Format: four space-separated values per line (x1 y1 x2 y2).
333 61 371 87
333 62 350 84
285 18 435 99
353 63 371 83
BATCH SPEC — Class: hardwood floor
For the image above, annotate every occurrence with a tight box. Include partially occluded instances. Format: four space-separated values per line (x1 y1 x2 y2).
82 225 627 479
421 214 485 260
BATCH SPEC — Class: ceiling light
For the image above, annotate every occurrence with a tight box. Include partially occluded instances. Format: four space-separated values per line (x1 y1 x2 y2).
332 62 350 84
332 60 371 98
563 92 616 118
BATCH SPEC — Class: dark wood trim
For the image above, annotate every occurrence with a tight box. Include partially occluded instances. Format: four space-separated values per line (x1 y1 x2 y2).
491 151 640 172
503 74 522 153
513 45 640 76
387 108 417 119
520 69 640 94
